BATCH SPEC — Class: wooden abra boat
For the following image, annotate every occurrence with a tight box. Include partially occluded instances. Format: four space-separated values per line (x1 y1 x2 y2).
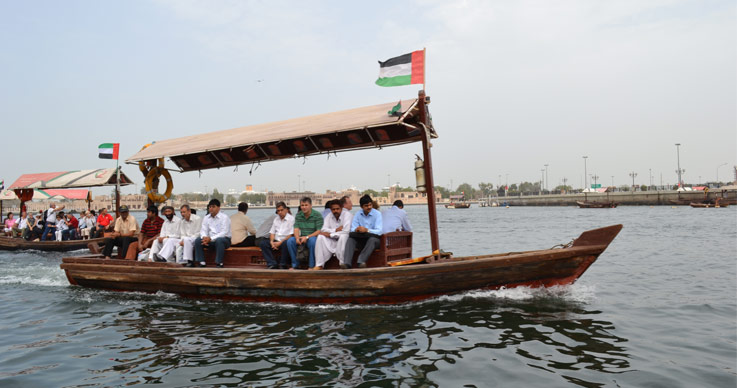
60 224 622 304
689 202 729 208
576 201 618 208
61 90 623 304
0 236 108 252
445 194 471 208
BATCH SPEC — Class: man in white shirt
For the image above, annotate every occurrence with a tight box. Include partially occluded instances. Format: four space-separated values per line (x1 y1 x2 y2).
148 206 181 262
314 199 353 270
193 199 231 268
173 204 202 264
258 201 294 269
41 203 65 241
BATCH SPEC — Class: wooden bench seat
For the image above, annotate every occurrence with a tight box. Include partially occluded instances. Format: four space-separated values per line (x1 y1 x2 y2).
202 231 413 268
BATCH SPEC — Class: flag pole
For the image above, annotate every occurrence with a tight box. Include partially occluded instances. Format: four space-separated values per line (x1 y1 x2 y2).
115 157 121 219
423 47 426 91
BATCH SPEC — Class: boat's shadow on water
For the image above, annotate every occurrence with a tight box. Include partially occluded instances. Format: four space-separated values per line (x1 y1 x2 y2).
79 288 632 387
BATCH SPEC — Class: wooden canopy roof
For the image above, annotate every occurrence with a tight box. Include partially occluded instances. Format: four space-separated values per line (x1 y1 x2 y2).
126 97 437 172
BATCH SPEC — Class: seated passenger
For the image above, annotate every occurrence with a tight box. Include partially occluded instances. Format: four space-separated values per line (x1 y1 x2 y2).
149 206 180 262
286 197 323 269
175 204 202 264
55 212 69 241
343 194 383 269
340 195 354 212
102 206 139 259
137 206 164 257
93 208 114 238
66 212 79 240
193 199 231 268
41 203 65 241
321 201 332 218
381 200 412 234
230 202 256 247
258 201 294 269
314 199 353 270
254 211 277 248
13 211 28 238
29 213 44 241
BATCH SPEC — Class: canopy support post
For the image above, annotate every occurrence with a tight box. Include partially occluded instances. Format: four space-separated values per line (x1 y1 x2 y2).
418 90 439 253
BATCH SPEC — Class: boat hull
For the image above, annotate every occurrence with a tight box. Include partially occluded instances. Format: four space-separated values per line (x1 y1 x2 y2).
60 225 622 304
0 236 108 252
576 201 618 208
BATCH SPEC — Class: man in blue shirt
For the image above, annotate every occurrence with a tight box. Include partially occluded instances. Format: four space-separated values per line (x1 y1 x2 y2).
343 194 382 269
382 200 412 234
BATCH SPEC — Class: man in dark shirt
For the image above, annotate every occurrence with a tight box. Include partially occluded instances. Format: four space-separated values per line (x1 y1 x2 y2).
138 205 164 254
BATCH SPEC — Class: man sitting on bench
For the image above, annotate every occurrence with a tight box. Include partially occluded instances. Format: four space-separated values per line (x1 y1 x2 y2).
259 201 294 269
102 205 139 259
343 194 383 269
193 199 231 268
313 199 352 270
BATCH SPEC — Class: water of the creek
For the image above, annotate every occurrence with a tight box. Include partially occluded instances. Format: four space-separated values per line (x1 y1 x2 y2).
1 205 735 387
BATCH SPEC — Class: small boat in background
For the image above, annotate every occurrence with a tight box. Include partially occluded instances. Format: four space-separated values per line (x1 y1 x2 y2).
0 236 108 252
576 201 618 208
445 194 471 208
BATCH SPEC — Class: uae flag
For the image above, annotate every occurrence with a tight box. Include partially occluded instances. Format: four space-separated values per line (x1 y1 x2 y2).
375 50 425 87
98 143 120 160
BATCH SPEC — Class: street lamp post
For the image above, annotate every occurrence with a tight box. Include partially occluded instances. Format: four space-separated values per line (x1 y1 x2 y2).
591 174 599 188
562 177 568 192
629 172 638 191
540 169 545 195
675 143 684 187
717 162 727 184
544 164 549 192
582 156 588 191
649 168 652 188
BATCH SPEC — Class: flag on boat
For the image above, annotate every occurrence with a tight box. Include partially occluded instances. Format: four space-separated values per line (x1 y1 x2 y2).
98 143 120 160
375 50 425 87
0 179 4 190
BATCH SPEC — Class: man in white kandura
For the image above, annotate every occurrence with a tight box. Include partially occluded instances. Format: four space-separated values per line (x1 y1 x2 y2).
313 199 353 270
148 206 181 262
175 204 202 264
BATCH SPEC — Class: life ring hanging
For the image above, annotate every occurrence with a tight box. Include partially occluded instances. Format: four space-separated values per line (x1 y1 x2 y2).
145 166 173 204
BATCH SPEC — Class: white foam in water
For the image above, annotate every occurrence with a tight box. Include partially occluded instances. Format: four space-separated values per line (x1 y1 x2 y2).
0 262 68 287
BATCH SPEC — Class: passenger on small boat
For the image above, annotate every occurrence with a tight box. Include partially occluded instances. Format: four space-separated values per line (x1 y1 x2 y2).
28 213 44 240
382 200 412 234
286 197 324 270
64 212 79 240
148 206 180 262
4 212 16 236
343 194 383 269
258 201 294 269
54 212 68 241
313 199 353 270
79 211 96 240
102 205 139 259
193 199 231 268
93 208 114 238
41 203 65 241
230 202 256 247
176 204 202 264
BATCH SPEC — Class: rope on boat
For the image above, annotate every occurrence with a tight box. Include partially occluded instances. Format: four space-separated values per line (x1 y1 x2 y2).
550 240 574 249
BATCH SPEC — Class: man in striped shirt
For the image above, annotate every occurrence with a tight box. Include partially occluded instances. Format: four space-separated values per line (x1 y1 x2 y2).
138 205 164 254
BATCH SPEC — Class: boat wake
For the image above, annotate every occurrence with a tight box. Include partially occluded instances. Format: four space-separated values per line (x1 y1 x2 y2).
0 262 68 287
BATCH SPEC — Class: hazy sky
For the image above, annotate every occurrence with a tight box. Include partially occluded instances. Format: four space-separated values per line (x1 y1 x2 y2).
1 0 735 197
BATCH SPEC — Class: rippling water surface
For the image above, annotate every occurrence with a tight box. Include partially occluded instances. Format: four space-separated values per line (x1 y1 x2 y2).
1 206 735 387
